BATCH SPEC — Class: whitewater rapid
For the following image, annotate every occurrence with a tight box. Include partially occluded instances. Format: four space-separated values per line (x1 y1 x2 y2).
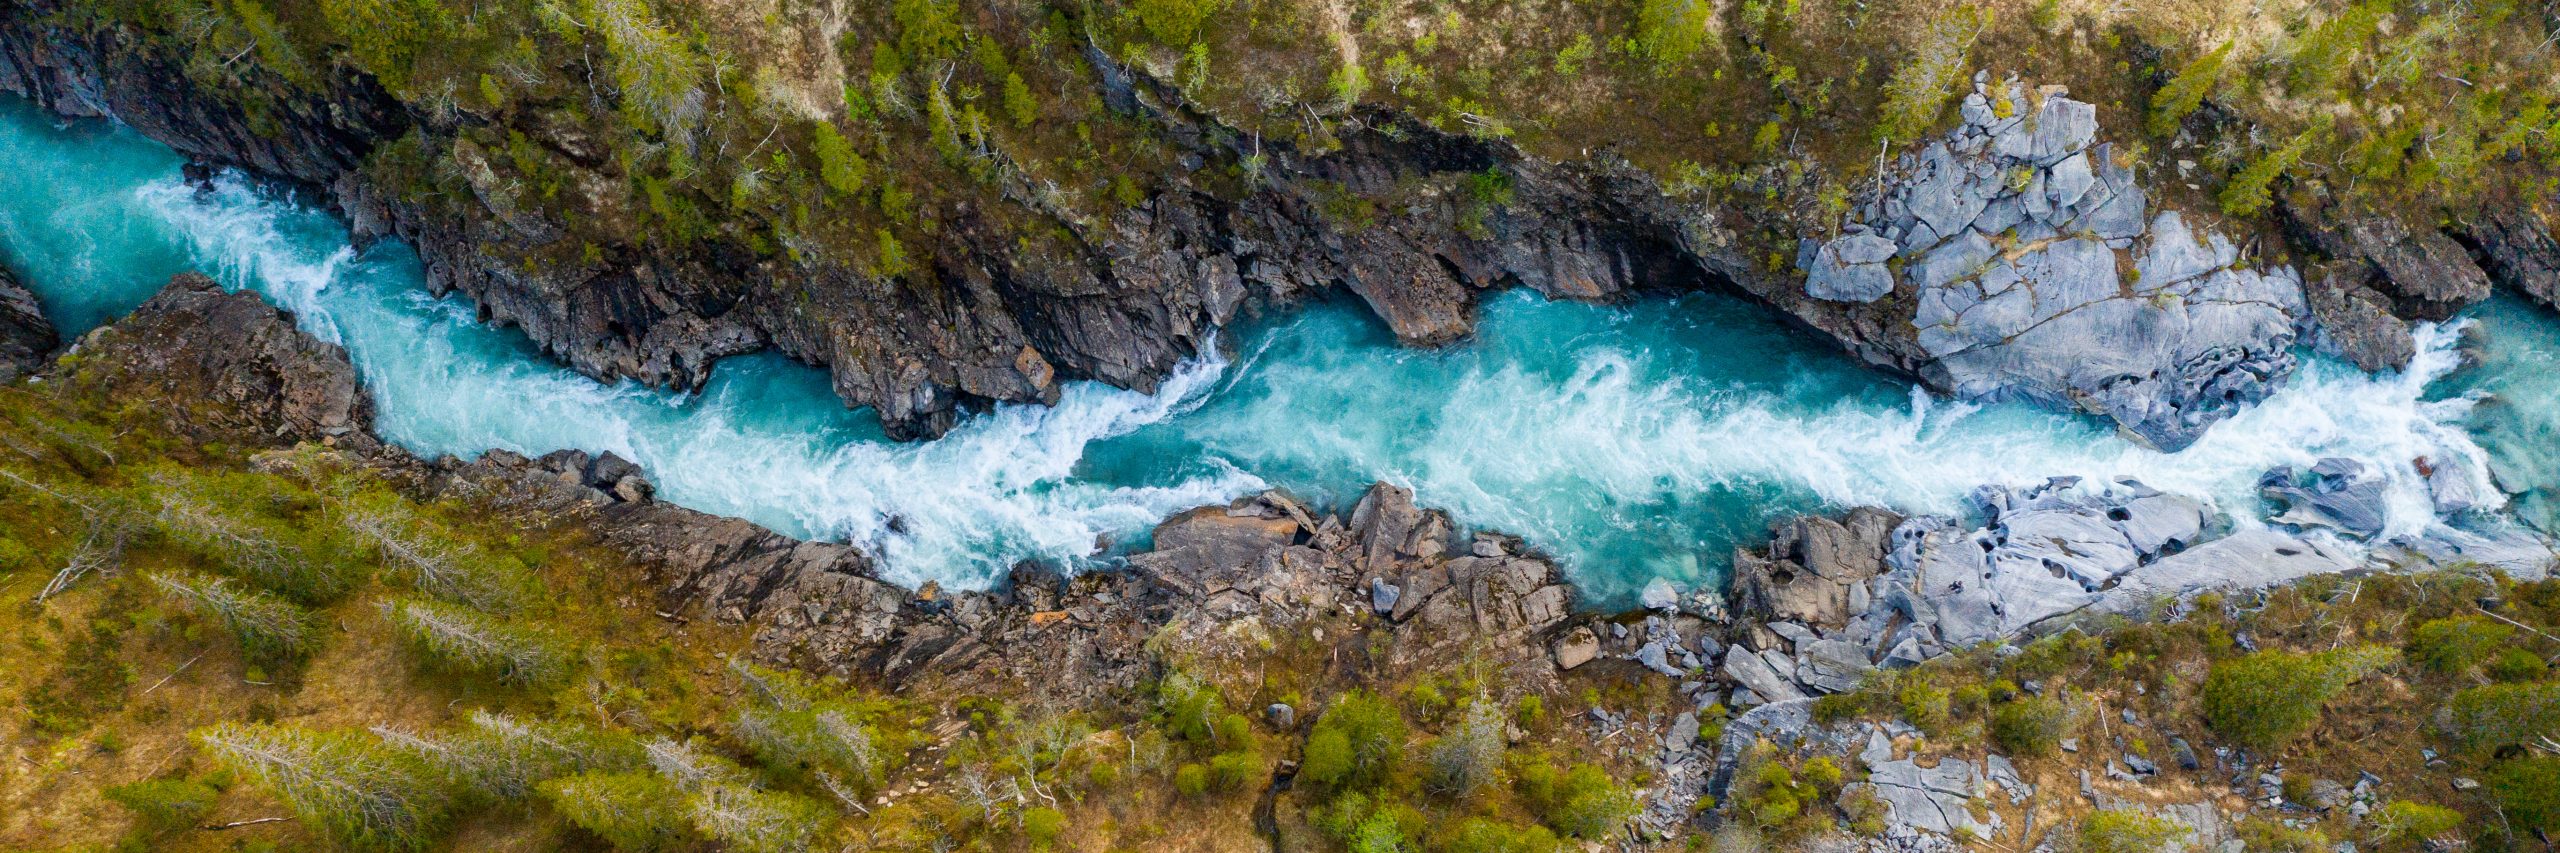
0 98 2547 602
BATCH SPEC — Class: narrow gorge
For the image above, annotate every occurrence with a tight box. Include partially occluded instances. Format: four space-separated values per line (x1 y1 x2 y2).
5 0 2560 850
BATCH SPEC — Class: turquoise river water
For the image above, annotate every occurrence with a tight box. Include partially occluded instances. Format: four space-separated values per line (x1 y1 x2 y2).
2 98 2553 604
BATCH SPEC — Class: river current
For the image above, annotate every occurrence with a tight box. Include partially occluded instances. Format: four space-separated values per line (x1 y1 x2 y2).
3 98 2553 604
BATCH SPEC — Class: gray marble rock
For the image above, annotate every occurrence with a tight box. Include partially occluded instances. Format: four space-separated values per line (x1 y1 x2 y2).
1724 646 1809 703
1806 234 1900 303
1640 576 1681 610
1825 80 2312 451
2261 458 2389 539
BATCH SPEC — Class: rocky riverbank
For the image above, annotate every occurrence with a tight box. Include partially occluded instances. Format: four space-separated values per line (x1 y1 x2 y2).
50 265 2560 850
7 4 2556 449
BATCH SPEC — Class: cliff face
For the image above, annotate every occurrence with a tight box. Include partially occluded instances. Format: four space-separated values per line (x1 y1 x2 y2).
0 262 52 381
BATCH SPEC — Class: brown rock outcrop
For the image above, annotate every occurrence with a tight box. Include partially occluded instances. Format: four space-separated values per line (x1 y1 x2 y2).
69 273 371 450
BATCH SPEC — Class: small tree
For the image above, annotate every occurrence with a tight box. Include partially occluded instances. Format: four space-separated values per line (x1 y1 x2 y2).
686 783 829 853
382 597 569 687
1426 699 1504 799
2148 41 2232 137
1877 5 1990 144
340 499 529 613
2220 123 2324 219
150 572 315 664
810 121 867 198
105 776 222 837
194 723 454 851
154 489 352 604
1129 0 1227 45
540 771 694 850
376 711 644 802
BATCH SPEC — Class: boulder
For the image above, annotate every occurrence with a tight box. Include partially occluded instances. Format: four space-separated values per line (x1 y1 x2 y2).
1728 508 1903 628
2261 458 2389 539
1553 625 1601 670
1640 576 1680 610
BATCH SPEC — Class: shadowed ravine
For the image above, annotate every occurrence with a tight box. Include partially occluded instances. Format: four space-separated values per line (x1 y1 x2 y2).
1 97 2553 605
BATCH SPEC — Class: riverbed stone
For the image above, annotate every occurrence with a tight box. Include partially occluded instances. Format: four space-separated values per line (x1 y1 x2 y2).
2262 458 2390 539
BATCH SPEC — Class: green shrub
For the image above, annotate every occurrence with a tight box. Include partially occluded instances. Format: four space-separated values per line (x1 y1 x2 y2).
2444 683 2560 754
105 775 222 837
2490 755 2560 835
0 535 33 573
1300 691 1405 789
1209 749 1262 791
2409 616 2514 675
1898 679 1951 735
2235 816 2329 852
1434 816 1560 852
2487 647 2548 682
2078 808 2187 853
2366 800 2463 849
1173 762 1209 796
2200 644 2395 750
1991 695 2072 757
1633 0 1715 67
1022 805 1067 848
1212 712 1253 751
541 771 694 850
1518 760 1635 839
194 723 454 851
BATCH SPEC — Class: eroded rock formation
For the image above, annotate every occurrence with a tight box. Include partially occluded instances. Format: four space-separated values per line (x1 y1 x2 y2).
0 262 52 381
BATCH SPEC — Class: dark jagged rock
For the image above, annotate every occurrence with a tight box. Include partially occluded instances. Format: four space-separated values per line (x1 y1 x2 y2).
69 273 372 449
2454 207 2560 309
0 262 54 381
2284 195 2494 320
2303 261 2417 372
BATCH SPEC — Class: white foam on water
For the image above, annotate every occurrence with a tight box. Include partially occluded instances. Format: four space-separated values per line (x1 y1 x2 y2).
133 175 1266 589
1175 295 2504 597
0 92 2540 600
